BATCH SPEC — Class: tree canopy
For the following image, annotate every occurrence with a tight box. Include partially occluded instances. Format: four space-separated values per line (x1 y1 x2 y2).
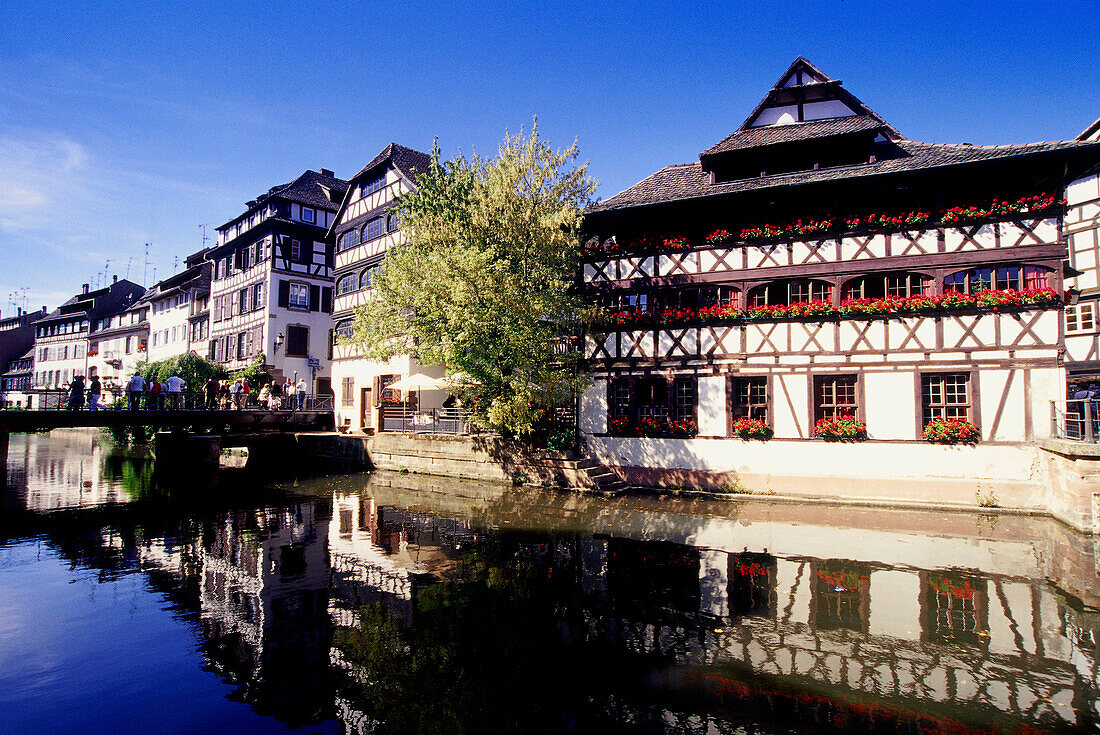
345 125 597 436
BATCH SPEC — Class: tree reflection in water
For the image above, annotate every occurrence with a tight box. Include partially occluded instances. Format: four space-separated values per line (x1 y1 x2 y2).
333 537 626 735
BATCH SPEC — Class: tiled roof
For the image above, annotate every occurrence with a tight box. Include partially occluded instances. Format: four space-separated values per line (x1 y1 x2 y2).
587 139 1100 214
267 169 348 212
353 142 432 183
701 116 885 157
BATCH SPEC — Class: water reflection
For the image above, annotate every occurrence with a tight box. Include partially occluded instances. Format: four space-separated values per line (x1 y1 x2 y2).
3 432 1100 733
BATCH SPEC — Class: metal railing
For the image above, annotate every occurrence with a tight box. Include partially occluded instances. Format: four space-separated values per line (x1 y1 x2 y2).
380 407 475 435
1050 399 1100 442
17 389 333 413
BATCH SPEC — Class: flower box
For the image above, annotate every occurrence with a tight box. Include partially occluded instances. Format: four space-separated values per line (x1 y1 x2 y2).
923 417 980 444
730 417 773 440
813 415 867 441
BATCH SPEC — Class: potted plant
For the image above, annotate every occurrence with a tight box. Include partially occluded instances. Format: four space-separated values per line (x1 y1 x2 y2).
813 415 867 441
922 417 980 444
730 417 773 440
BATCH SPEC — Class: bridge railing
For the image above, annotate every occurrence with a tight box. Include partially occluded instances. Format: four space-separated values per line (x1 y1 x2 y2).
1051 399 1100 442
21 390 334 413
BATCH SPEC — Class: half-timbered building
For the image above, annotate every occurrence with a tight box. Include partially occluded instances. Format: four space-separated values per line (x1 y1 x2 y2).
207 169 347 394
578 57 1100 497
328 143 440 432
1063 117 1100 380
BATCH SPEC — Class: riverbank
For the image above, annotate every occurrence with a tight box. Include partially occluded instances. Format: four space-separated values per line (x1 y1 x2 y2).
304 431 1100 534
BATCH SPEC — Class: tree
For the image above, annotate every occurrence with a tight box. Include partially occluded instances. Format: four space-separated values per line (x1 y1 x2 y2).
137 352 227 390
346 124 597 437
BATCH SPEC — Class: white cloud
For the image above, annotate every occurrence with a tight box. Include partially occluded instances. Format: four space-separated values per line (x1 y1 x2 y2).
0 133 89 229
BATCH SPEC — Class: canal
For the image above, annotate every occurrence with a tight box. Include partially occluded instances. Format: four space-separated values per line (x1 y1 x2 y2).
2 429 1098 734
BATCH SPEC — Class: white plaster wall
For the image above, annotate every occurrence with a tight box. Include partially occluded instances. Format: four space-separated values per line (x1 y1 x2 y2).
864 371 917 440
1029 366 1065 439
1067 173 1100 206
868 570 921 641
802 99 856 120
580 380 607 436
697 376 726 436
979 369 1026 441
772 373 809 438
585 435 1042 485
751 106 797 127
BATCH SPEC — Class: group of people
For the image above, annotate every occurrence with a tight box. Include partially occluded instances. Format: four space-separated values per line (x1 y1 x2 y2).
123 373 187 410
198 376 308 411
64 373 309 411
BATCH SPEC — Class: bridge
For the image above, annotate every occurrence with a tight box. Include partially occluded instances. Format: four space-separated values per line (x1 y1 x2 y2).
0 408 335 470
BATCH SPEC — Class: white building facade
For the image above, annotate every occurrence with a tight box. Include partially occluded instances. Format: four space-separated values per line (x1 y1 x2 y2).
329 144 443 432
207 169 346 393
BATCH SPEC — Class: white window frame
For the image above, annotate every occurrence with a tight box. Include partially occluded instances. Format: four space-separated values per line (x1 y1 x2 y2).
288 282 310 310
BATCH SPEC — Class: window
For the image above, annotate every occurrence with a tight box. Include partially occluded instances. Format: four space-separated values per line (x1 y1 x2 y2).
125 336 133 354
238 288 250 314
1066 302 1097 334
673 378 696 422
237 332 247 360
363 173 386 196
289 283 309 309
814 375 858 421
286 325 309 357
301 207 315 224
750 279 833 307
363 216 385 241
290 240 301 261
598 291 649 313
337 228 361 252
635 379 669 420
360 267 377 290
341 377 354 406
336 273 358 296
660 286 739 311
252 283 264 311
334 319 354 340
843 272 930 300
944 265 1049 294
921 373 971 424
387 212 400 232
730 377 768 423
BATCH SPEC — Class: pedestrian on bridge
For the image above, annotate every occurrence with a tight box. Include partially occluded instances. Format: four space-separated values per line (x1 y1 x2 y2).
127 373 145 411
295 378 307 410
165 374 185 410
66 375 85 410
230 379 244 410
269 379 282 410
204 376 220 410
149 378 165 411
88 376 102 411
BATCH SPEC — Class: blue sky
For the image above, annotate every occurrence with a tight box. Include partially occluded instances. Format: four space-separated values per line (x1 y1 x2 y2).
0 0 1097 312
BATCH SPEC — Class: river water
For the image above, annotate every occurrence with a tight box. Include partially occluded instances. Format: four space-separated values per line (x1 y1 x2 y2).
2 429 1099 734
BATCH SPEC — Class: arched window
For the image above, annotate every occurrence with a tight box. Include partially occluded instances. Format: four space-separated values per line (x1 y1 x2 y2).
334 319 355 340
362 216 385 242
337 228 360 253
944 265 1050 294
335 273 358 296
387 212 400 232
749 279 833 307
843 272 930 300
360 267 376 291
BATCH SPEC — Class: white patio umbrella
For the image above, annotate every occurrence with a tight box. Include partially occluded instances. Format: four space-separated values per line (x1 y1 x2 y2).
387 372 447 409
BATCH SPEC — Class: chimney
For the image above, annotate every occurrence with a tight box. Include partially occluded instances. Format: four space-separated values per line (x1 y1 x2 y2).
82 283 89 294
113 275 118 284
319 168 334 177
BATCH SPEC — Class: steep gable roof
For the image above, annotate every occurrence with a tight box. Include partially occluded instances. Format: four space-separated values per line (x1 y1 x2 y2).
353 142 432 184
734 56 903 140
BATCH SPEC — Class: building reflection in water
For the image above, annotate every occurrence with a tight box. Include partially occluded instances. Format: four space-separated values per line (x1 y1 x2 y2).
6 437 1099 734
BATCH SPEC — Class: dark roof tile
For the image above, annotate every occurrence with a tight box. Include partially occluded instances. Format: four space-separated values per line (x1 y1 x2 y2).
701 116 884 157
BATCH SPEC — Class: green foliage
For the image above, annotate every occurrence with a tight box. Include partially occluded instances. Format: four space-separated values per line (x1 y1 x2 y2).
344 123 597 437
230 354 271 390
135 352 228 390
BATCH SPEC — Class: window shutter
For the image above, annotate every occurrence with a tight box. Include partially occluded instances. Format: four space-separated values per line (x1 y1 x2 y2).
278 280 290 308
321 287 332 314
309 284 320 312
